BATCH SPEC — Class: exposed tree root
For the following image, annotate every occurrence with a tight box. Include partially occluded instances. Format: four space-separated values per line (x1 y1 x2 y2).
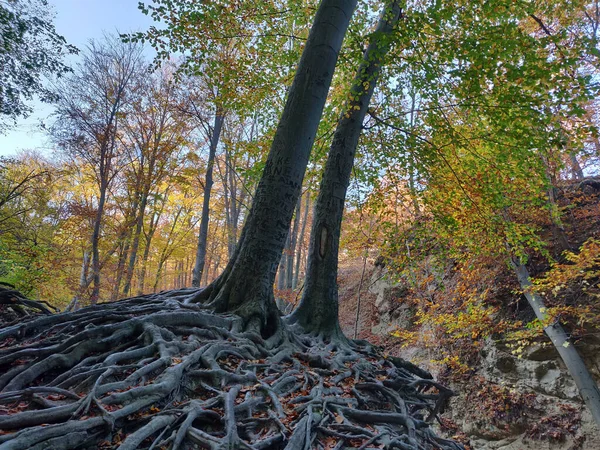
0 287 58 327
0 289 462 449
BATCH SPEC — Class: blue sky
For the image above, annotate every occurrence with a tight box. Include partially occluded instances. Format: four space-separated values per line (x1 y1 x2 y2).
0 0 155 157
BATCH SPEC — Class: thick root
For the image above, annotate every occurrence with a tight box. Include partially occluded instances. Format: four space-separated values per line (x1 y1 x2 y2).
0 291 462 449
0 287 57 327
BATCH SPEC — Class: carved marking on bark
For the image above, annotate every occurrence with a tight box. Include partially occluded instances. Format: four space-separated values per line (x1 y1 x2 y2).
319 225 328 259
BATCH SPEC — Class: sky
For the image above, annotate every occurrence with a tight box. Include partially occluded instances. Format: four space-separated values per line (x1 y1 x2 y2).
0 0 155 158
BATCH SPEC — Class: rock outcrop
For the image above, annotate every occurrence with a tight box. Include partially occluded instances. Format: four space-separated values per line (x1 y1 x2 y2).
366 268 600 450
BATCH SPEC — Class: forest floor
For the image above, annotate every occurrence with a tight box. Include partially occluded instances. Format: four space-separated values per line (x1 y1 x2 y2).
0 287 463 450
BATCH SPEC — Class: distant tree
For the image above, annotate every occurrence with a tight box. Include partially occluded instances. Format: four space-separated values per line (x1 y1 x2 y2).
52 36 144 304
0 0 77 131
119 65 192 297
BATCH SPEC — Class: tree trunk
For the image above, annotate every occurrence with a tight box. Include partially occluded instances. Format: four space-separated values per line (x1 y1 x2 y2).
220 145 239 259
286 196 302 289
138 191 168 295
192 112 225 287
570 152 584 180
123 189 150 296
289 1 401 337
512 258 600 427
90 178 108 305
540 156 571 255
112 201 139 300
153 207 183 292
65 250 90 311
353 249 369 339
293 191 310 290
277 233 290 291
112 238 131 301
153 260 164 292
137 227 154 295
548 187 571 254
190 0 359 335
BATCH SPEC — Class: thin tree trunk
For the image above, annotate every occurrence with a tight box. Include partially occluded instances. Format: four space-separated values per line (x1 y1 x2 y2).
137 235 154 295
66 250 90 311
286 196 302 289
512 258 600 427
112 238 131 300
277 233 290 291
203 244 212 286
192 112 225 287
179 260 184 288
138 239 152 295
90 178 108 305
184 257 190 286
293 192 310 290
153 208 183 292
153 261 164 292
190 0 359 335
123 189 150 296
290 1 402 336
138 191 168 295
211 252 221 282
548 184 571 254
229 150 240 253
353 249 368 339
544 167 571 254
570 152 584 180
220 146 237 259
112 193 141 299
408 91 421 215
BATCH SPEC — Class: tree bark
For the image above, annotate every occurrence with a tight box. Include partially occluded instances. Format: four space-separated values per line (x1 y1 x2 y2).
290 1 402 337
190 0 359 335
192 112 225 287
512 258 600 427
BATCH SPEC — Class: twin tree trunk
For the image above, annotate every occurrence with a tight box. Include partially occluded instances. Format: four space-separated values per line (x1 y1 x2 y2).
289 1 402 337
190 0 359 334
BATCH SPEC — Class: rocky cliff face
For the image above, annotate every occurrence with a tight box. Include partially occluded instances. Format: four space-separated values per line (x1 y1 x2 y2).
365 266 600 450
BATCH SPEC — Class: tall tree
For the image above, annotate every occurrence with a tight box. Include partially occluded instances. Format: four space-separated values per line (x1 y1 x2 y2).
121 66 190 296
190 106 225 287
290 0 402 337
52 36 144 303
